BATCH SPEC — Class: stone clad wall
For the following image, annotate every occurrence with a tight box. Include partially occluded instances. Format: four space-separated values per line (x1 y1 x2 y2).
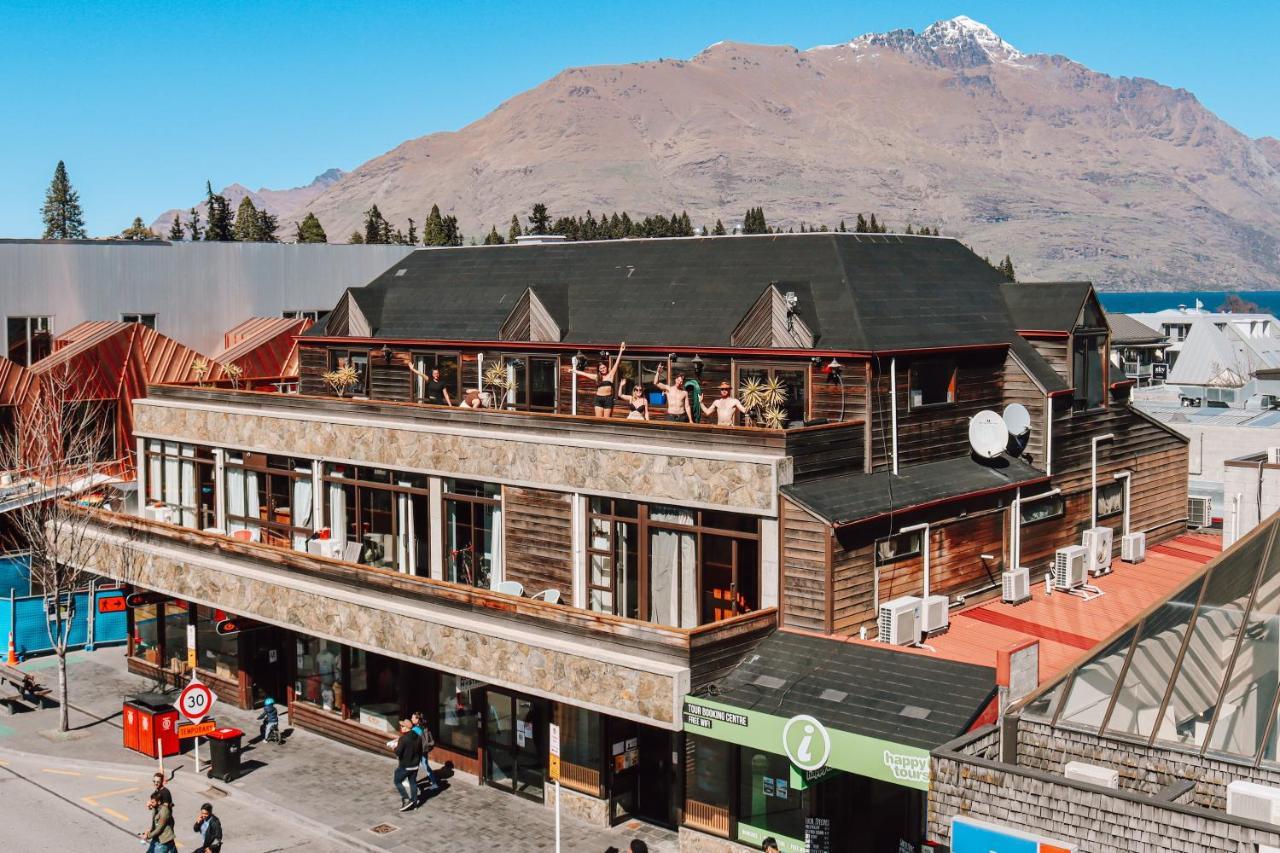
929 728 1280 853
135 400 780 513
73 526 685 729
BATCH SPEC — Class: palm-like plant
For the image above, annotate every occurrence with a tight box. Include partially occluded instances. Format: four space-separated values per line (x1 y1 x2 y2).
760 406 788 430
323 365 359 397
483 360 516 408
739 377 766 411
739 375 789 428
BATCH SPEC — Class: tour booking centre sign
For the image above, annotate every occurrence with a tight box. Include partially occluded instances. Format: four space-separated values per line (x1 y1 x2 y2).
682 696 931 791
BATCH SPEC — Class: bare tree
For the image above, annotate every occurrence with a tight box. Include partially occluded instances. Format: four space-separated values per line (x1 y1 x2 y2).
5 365 117 732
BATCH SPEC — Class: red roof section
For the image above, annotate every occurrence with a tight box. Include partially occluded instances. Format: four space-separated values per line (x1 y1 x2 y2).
787 532 1220 687
0 358 33 407
214 317 306 379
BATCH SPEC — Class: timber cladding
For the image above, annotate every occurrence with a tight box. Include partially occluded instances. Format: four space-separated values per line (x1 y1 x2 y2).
1002 354 1047 469
501 486 573 601
780 497 828 632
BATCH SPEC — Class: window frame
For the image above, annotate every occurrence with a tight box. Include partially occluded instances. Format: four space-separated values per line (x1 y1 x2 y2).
322 464 430 574
7 315 52 366
1020 494 1066 525
1096 481 1125 520
410 350 462 404
144 440 216 529
282 309 323 322
732 360 810 425
874 530 923 567
120 312 157 329
225 452 316 548
908 358 958 410
1071 331 1108 413
441 478 501 588
329 348 369 397
500 353 560 413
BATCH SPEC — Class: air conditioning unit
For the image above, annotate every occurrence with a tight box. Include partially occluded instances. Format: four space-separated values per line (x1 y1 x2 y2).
307 538 345 560
1063 761 1119 789
1226 779 1280 825
1188 496 1212 528
1002 567 1031 604
1083 526 1114 576
877 596 920 646
920 595 950 634
1121 532 1146 563
1053 546 1089 591
143 505 173 524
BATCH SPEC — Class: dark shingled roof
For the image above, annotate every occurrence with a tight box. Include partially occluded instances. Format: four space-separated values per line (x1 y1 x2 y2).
710 631 996 750
1106 313 1165 345
782 454 1047 526
335 233 1018 352
1001 281 1094 333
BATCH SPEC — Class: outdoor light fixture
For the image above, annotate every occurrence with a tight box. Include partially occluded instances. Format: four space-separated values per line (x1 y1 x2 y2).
825 357 843 383
573 350 585 369
690 354 704 376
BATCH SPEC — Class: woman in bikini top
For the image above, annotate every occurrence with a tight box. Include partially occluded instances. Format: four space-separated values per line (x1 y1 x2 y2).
573 342 626 418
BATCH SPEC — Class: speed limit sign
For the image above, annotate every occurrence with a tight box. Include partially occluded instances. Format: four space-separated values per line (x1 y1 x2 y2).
178 679 216 724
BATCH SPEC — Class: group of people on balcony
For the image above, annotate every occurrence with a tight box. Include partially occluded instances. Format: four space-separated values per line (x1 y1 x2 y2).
399 343 750 425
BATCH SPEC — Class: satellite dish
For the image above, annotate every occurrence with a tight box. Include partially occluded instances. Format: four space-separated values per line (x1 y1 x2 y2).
969 411 1007 459
1003 403 1031 437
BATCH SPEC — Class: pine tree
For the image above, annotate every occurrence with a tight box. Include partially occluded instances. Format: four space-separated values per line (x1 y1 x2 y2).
423 204 447 246
838 220 847 232
855 214 869 233
295 213 327 243
186 207 203 241
528 203 551 235
233 196 261 241
999 255 1016 281
905 224 914 235
484 225 505 245
41 161 87 239
363 205 389 244
257 208 279 242
442 214 461 246
868 213 880 234
508 214 523 243
405 218 417 246
120 217 158 240
203 182 234 241
712 219 726 236
348 231 365 244
167 214 184 241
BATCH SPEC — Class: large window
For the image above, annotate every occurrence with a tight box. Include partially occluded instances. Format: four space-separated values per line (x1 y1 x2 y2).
909 359 956 409
7 316 51 366
555 705 603 795
736 362 808 425
437 672 480 754
194 605 238 681
738 746 805 847
132 602 161 666
329 348 369 397
685 735 734 836
121 313 157 328
295 636 343 712
283 309 323 322
1072 333 1106 412
412 351 461 405
509 356 559 412
226 453 315 548
444 479 500 587
145 441 216 529
585 499 759 627
162 600 190 674
1096 481 1124 520
347 648 401 728
325 464 430 574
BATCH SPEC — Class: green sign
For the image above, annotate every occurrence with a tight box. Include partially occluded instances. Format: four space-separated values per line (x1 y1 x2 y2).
683 696 931 791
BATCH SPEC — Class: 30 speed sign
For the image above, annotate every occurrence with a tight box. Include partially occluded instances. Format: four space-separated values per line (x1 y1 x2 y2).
178 679 217 723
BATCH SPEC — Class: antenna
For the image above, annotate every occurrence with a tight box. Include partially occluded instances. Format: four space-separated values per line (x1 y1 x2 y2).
968 411 1007 460
1003 403 1031 437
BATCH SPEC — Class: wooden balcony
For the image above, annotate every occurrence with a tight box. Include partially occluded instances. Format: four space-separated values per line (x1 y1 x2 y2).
65 508 777 730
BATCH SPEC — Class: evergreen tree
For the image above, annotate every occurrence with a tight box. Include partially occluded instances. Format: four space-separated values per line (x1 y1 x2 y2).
203 182 234 241
868 213 880 234
186 207 203 241
743 207 768 235
363 205 390 244
712 219 726 236
423 204 447 246
256 208 279 243
120 217 158 240
855 213 869 233
348 231 365 244
233 196 261 241
508 214 523 243
905 224 914 235
998 255 1016 282
167 213 184 241
295 212 327 243
41 161 87 239
528 203 550 235
406 218 418 246
442 214 461 246
838 220 847 232
484 225 505 245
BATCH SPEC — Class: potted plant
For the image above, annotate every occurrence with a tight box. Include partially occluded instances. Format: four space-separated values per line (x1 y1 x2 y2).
323 364 360 398
739 375 788 428
223 362 244 390
483 360 517 409
191 357 210 388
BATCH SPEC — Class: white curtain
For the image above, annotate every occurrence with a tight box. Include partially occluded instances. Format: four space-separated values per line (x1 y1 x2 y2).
162 442 180 511
179 461 196 528
293 468 313 550
329 481 347 544
649 505 695 627
146 441 161 504
226 466 246 532
245 470 260 532
615 521 632 617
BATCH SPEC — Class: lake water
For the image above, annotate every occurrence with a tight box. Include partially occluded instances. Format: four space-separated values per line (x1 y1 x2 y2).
1098 291 1280 316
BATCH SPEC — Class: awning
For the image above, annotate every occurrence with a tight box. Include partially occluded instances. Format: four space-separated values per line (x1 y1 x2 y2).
684 632 996 790
782 454 1047 527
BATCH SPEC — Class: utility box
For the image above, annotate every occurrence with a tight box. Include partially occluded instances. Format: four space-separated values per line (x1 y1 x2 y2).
124 693 180 758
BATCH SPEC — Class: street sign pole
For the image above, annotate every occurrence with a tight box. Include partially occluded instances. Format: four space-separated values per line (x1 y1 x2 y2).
178 679 217 777
549 722 561 853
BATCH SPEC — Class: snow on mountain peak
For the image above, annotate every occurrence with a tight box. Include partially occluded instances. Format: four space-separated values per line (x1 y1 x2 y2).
922 16 1022 61
839 16 1024 68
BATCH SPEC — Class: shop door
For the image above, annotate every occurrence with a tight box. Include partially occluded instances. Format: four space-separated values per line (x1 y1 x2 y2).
247 627 287 707
484 688 546 802
635 726 677 828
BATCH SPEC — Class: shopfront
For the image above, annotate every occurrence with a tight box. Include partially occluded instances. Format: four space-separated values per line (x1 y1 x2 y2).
680 633 997 853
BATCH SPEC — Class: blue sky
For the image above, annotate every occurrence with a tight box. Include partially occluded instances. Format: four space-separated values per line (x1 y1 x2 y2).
1 0 1275 237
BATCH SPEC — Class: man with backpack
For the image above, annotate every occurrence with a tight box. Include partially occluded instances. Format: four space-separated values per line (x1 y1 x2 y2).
410 710 442 792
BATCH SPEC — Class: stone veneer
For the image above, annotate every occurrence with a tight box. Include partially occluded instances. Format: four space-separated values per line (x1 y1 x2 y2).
135 399 780 513
546 783 609 827
71 526 685 728
677 828 757 852
929 726 1280 853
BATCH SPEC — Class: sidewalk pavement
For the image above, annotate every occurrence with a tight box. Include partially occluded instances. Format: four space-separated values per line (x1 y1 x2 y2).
1 647 678 852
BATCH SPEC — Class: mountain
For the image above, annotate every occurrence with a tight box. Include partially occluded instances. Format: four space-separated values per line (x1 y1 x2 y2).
150 168 345 236
154 17 1280 289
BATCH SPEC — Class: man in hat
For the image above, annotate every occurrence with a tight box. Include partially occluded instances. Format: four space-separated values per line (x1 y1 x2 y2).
701 382 748 426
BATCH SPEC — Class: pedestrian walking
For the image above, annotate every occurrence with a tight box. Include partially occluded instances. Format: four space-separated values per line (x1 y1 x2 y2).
761 838 780 853
151 771 173 806
410 710 443 792
389 718 422 811
192 802 223 852
629 841 649 853
138 793 176 852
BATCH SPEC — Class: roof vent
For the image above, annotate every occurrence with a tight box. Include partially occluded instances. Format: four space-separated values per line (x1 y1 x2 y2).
818 689 848 703
395 268 407 276
514 234 568 246
754 675 786 691
899 705 931 720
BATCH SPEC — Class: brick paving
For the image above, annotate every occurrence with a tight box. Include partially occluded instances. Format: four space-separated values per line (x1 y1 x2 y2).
1 647 677 852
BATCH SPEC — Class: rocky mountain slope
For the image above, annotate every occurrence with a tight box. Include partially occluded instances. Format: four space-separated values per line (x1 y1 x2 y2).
151 168 344 235
155 17 1280 289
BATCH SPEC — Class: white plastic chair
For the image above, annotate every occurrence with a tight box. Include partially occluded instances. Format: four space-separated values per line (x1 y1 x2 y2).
493 580 524 597
530 589 561 605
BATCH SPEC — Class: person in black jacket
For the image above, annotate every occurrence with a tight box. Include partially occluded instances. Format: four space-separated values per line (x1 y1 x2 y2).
391 719 422 811
193 803 223 852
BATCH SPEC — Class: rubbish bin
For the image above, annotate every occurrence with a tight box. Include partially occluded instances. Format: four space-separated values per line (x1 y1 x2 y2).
124 693 180 758
206 727 244 782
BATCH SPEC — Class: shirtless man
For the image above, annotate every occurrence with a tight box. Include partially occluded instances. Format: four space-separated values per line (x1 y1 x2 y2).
701 381 748 426
652 364 693 423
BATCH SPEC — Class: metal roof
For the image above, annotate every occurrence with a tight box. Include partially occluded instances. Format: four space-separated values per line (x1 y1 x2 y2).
1000 281 1094 333
1106 313 1166 344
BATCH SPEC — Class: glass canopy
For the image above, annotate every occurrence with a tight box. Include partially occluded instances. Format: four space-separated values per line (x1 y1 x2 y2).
1023 520 1280 767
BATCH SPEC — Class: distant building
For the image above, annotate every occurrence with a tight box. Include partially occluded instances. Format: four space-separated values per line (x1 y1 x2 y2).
0 240 413 358
1106 313 1168 387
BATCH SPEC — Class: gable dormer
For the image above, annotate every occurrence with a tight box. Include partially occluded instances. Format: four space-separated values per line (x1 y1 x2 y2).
731 284 816 349
325 291 372 338
498 287 563 342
